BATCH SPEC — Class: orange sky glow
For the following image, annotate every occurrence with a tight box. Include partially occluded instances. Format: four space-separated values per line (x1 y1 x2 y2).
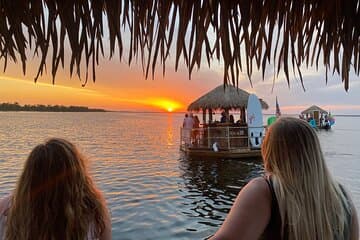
1 47 360 114
0 59 191 112
0 76 185 112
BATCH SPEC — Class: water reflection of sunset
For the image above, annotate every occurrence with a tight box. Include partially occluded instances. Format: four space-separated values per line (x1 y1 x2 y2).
166 113 174 146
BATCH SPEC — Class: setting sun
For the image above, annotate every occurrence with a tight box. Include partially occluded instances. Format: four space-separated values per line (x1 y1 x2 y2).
146 98 184 112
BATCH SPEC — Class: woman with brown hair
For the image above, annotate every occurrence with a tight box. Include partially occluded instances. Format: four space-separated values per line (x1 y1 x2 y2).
210 117 358 240
0 138 111 239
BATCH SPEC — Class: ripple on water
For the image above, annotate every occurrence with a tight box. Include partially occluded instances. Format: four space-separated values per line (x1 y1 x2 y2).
0 113 359 239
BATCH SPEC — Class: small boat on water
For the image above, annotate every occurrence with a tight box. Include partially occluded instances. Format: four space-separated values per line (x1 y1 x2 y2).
300 105 335 130
180 85 269 159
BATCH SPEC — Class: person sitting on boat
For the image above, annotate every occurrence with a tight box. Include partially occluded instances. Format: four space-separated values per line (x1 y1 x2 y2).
209 117 358 240
0 138 112 240
323 115 331 129
236 119 247 126
229 115 235 124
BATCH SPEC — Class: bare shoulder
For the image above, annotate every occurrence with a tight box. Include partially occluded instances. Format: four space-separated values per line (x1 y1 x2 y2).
0 194 12 214
239 177 271 200
210 177 272 240
247 176 270 188
233 176 272 218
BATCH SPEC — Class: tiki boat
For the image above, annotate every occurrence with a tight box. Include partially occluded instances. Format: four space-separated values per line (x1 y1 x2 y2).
180 85 269 159
300 105 335 130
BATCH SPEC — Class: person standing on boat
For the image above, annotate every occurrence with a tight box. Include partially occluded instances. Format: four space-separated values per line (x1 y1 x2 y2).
320 114 325 127
192 115 200 144
220 111 227 123
210 117 358 240
183 113 194 146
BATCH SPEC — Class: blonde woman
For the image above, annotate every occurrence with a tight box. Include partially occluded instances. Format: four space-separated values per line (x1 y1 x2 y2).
0 138 111 239
210 117 358 240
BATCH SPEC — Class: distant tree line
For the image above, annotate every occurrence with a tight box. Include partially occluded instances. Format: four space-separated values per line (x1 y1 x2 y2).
0 102 106 112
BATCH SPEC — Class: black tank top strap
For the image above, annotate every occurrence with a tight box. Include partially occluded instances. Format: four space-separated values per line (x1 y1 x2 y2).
261 175 284 239
262 178 351 240
263 175 277 207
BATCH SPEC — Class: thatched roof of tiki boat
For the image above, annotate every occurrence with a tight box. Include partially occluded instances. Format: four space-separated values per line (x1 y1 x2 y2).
301 105 328 115
187 85 269 111
0 1 359 90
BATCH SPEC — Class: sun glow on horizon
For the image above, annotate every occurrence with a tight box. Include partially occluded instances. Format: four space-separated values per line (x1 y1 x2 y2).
110 96 185 112
147 98 184 112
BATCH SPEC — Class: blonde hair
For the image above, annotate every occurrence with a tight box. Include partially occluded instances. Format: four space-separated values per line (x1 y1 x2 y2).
6 138 107 240
262 117 350 240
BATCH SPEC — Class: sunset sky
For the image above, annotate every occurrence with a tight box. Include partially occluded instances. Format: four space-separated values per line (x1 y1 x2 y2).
0 31 360 115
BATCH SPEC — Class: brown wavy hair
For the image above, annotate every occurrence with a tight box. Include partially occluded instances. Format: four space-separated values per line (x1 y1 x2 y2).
6 138 107 240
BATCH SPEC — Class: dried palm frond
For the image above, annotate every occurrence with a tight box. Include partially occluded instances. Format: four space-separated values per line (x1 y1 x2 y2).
0 0 359 90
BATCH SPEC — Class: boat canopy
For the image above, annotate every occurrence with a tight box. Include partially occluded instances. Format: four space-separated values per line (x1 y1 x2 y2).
187 85 269 111
301 105 328 115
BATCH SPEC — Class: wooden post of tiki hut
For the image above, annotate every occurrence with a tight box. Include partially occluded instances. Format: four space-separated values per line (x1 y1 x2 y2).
208 109 213 148
202 110 206 125
240 107 246 124
208 109 213 124
224 108 230 122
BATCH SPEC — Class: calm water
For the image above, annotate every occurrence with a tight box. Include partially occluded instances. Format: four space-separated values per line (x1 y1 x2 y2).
0 112 359 239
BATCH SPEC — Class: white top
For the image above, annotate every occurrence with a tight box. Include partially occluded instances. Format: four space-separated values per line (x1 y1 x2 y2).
0 195 96 239
183 116 194 129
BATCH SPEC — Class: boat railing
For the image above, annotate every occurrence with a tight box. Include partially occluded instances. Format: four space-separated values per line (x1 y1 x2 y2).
180 125 266 150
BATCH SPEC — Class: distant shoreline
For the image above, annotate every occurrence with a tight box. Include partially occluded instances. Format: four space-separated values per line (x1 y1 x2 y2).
1 105 359 116
0 103 107 112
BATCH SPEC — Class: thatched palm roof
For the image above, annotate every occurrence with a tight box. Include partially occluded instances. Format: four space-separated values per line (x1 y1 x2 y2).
187 85 269 111
301 105 328 115
0 1 359 90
